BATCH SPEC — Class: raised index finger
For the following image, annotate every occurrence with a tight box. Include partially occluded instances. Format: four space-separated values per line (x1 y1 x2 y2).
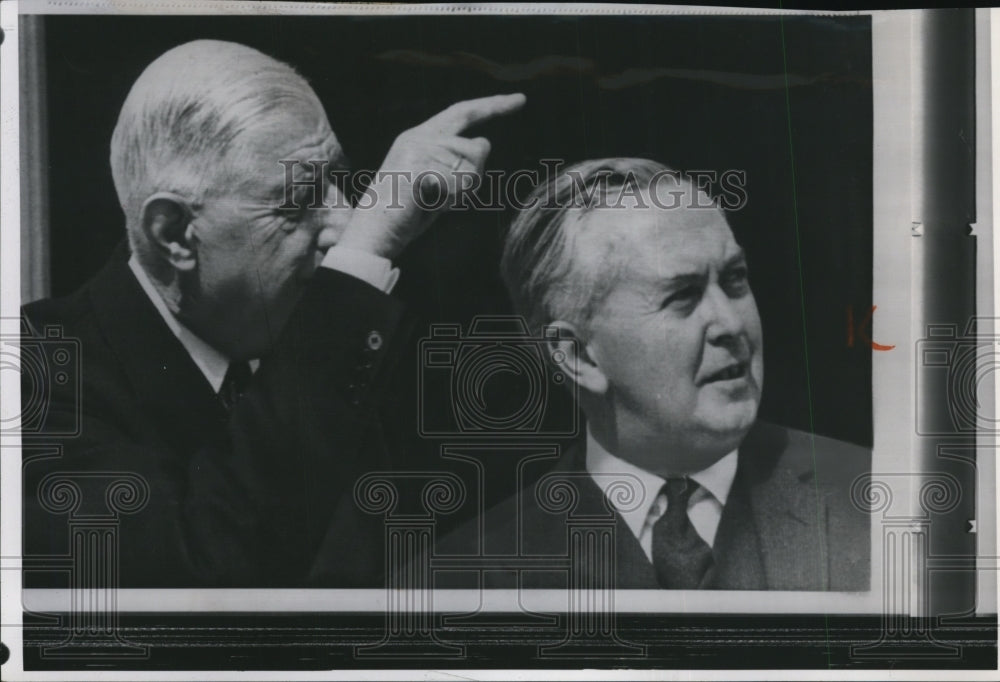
420 93 527 135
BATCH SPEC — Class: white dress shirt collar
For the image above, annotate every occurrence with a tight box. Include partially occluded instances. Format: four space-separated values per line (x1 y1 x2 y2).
690 447 738 509
128 246 394 393
127 256 256 393
586 429 667 542
585 427 739 541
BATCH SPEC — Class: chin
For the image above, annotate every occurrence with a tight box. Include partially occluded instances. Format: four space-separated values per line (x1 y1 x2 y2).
699 403 759 447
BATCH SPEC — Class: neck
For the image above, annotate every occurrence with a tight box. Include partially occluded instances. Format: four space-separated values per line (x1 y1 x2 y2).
142 264 245 361
582 397 731 477
150 274 184 318
177 303 254 362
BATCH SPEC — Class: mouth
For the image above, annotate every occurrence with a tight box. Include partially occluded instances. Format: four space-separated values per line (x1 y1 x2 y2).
702 361 749 384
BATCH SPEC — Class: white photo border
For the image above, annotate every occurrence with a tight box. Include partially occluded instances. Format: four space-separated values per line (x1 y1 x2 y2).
1 1 996 680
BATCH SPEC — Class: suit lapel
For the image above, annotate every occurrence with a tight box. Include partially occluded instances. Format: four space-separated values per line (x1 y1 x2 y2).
545 445 659 589
710 466 767 590
87 244 227 453
741 423 830 590
574 470 658 589
549 424 832 591
613 519 659 588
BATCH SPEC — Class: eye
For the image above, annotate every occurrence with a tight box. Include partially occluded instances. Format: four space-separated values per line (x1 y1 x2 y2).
277 205 309 224
661 285 702 311
721 265 750 296
278 184 319 223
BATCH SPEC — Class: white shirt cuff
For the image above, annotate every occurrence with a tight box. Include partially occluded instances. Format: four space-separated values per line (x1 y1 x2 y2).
320 246 400 294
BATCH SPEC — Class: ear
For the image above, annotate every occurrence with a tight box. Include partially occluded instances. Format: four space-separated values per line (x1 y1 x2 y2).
544 320 609 395
140 192 198 272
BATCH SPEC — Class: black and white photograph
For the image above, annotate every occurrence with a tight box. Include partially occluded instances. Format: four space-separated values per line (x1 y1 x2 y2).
0 1 996 678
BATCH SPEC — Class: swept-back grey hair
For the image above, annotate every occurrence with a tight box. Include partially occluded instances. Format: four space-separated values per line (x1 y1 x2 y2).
110 39 321 259
501 157 695 336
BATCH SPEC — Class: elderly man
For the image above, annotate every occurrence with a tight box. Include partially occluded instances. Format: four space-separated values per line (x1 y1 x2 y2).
439 158 869 591
22 40 524 587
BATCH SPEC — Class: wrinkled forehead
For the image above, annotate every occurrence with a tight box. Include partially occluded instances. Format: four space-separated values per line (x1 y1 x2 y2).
572 200 739 282
224 102 345 198
241 103 343 167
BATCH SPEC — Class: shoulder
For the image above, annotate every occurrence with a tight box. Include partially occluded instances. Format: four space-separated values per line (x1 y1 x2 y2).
785 424 871 494
22 247 133 340
740 421 872 535
21 287 104 368
22 286 92 331
436 445 582 556
20 257 147 416
743 422 871 588
743 421 870 493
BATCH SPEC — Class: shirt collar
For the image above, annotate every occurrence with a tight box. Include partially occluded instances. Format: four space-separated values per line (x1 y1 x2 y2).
585 427 738 536
128 256 251 393
688 447 738 508
585 429 666 542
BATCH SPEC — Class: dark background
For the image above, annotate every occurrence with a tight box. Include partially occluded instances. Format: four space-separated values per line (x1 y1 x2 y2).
40 13 872 447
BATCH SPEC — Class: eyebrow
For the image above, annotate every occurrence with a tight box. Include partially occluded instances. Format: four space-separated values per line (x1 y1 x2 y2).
329 149 351 173
657 248 747 287
277 150 351 201
721 248 748 269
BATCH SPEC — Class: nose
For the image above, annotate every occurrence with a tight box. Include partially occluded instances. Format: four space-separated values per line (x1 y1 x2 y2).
314 213 348 273
317 222 341 252
704 283 745 346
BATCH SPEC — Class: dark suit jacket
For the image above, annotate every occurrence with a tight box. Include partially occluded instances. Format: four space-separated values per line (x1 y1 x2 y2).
435 422 870 591
22 244 412 587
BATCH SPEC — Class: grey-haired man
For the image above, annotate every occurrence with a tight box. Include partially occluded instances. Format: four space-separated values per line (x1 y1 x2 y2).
22 39 524 587
440 158 869 591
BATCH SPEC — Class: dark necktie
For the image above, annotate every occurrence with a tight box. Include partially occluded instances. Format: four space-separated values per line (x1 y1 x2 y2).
651 477 715 589
218 361 253 414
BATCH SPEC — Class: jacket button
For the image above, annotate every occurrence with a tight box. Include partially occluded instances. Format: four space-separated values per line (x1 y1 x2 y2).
366 330 383 351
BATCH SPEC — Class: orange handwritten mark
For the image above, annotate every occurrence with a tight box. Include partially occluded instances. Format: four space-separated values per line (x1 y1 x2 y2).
847 305 895 351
